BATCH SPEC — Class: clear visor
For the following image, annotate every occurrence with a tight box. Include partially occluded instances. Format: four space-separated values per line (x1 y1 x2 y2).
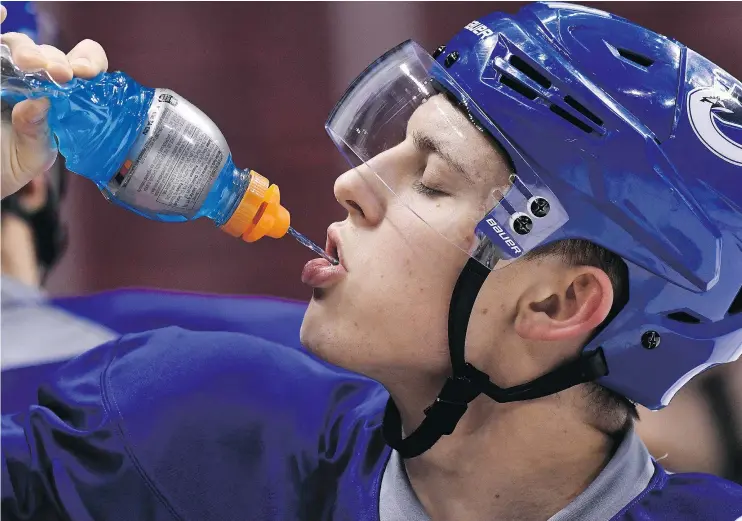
326 40 568 270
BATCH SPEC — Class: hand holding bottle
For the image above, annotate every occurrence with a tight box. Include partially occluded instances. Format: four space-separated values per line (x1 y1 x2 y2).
0 4 108 199
0 6 334 260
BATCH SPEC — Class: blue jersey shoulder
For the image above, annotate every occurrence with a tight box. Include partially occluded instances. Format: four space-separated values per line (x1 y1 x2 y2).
3 289 308 416
53 289 308 347
103 327 386 518
2 327 387 520
616 465 742 520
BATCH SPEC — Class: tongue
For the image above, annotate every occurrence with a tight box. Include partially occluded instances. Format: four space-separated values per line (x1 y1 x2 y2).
301 257 345 288
301 257 331 285
307 258 331 269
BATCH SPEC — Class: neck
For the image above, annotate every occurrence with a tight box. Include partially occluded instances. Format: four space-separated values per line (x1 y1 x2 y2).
387 380 618 521
1 214 41 287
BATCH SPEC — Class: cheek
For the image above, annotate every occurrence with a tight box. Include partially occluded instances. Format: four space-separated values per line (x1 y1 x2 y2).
407 199 483 253
358 211 466 342
380 202 469 285
355 257 451 370
356 214 467 360
361 219 451 316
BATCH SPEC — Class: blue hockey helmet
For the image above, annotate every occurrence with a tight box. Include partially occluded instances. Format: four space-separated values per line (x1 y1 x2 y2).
326 2 742 456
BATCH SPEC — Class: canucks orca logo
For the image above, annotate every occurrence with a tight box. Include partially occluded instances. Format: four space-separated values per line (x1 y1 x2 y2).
688 80 742 166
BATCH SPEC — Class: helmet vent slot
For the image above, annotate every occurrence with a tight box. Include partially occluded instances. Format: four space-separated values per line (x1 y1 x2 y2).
564 96 603 126
728 286 742 316
616 48 655 69
549 104 593 134
666 311 702 324
500 74 539 100
508 55 552 89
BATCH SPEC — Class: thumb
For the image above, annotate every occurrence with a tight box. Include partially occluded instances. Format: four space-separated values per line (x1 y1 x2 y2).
11 98 58 183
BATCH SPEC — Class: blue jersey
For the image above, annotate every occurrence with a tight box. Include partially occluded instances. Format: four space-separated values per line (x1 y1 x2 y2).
2 328 742 520
1 288 307 415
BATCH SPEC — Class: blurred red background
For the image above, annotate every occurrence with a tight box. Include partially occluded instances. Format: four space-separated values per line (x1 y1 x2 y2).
38 2 742 300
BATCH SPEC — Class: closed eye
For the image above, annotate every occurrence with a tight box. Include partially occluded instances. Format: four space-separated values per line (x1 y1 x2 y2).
412 179 448 198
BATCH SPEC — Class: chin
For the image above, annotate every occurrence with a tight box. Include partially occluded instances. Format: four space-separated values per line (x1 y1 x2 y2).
300 299 339 363
300 298 370 374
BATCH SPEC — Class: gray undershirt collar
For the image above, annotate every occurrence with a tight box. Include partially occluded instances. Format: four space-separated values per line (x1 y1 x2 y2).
1 275 118 370
379 424 655 521
1 274 46 305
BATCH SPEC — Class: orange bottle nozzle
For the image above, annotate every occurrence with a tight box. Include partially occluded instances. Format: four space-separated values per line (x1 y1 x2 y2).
221 171 291 243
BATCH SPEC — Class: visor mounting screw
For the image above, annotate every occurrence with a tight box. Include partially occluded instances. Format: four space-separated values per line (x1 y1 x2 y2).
433 45 446 59
641 331 661 350
444 51 460 68
512 215 533 235
530 197 550 218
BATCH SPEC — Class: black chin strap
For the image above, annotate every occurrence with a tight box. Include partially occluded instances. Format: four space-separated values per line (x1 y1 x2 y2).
383 258 609 459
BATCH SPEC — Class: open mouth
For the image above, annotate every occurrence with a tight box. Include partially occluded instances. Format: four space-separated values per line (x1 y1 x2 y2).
325 228 344 270
301 226 348 290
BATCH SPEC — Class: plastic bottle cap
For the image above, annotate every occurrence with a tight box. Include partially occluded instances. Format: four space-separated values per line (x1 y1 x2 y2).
221 171 291 243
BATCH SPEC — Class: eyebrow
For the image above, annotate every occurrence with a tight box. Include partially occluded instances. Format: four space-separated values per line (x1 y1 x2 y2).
412 130 475 185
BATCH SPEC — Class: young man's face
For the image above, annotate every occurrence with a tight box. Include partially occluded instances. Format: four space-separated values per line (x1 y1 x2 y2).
300 93 519 380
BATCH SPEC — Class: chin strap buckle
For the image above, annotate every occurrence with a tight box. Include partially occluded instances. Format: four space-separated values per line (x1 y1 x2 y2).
423 364 490 435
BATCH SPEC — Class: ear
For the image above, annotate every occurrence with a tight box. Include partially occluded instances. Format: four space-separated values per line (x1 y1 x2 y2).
514 266 614 342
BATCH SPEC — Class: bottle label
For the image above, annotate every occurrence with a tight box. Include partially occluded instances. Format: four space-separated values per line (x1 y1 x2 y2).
107 88 230 218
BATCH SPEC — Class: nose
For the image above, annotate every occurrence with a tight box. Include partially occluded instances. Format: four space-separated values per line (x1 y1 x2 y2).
333 166 385 226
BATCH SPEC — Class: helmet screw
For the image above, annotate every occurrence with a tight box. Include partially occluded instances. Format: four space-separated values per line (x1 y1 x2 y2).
512 215 533 235
641 331 661 350
444 51 460 68
433 45 446 59
530 197 550 218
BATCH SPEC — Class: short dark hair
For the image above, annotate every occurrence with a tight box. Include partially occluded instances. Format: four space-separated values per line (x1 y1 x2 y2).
526 239 639 430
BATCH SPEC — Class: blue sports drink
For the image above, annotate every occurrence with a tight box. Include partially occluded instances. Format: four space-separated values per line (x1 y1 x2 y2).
0 43 336 262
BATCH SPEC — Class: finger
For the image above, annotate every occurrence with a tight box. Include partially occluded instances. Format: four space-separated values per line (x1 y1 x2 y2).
67 39 108 78
12 98 51 132
1 31 37 52
39 44 73 83
0 32 47 71
11 99 57 187
1 5 7 24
